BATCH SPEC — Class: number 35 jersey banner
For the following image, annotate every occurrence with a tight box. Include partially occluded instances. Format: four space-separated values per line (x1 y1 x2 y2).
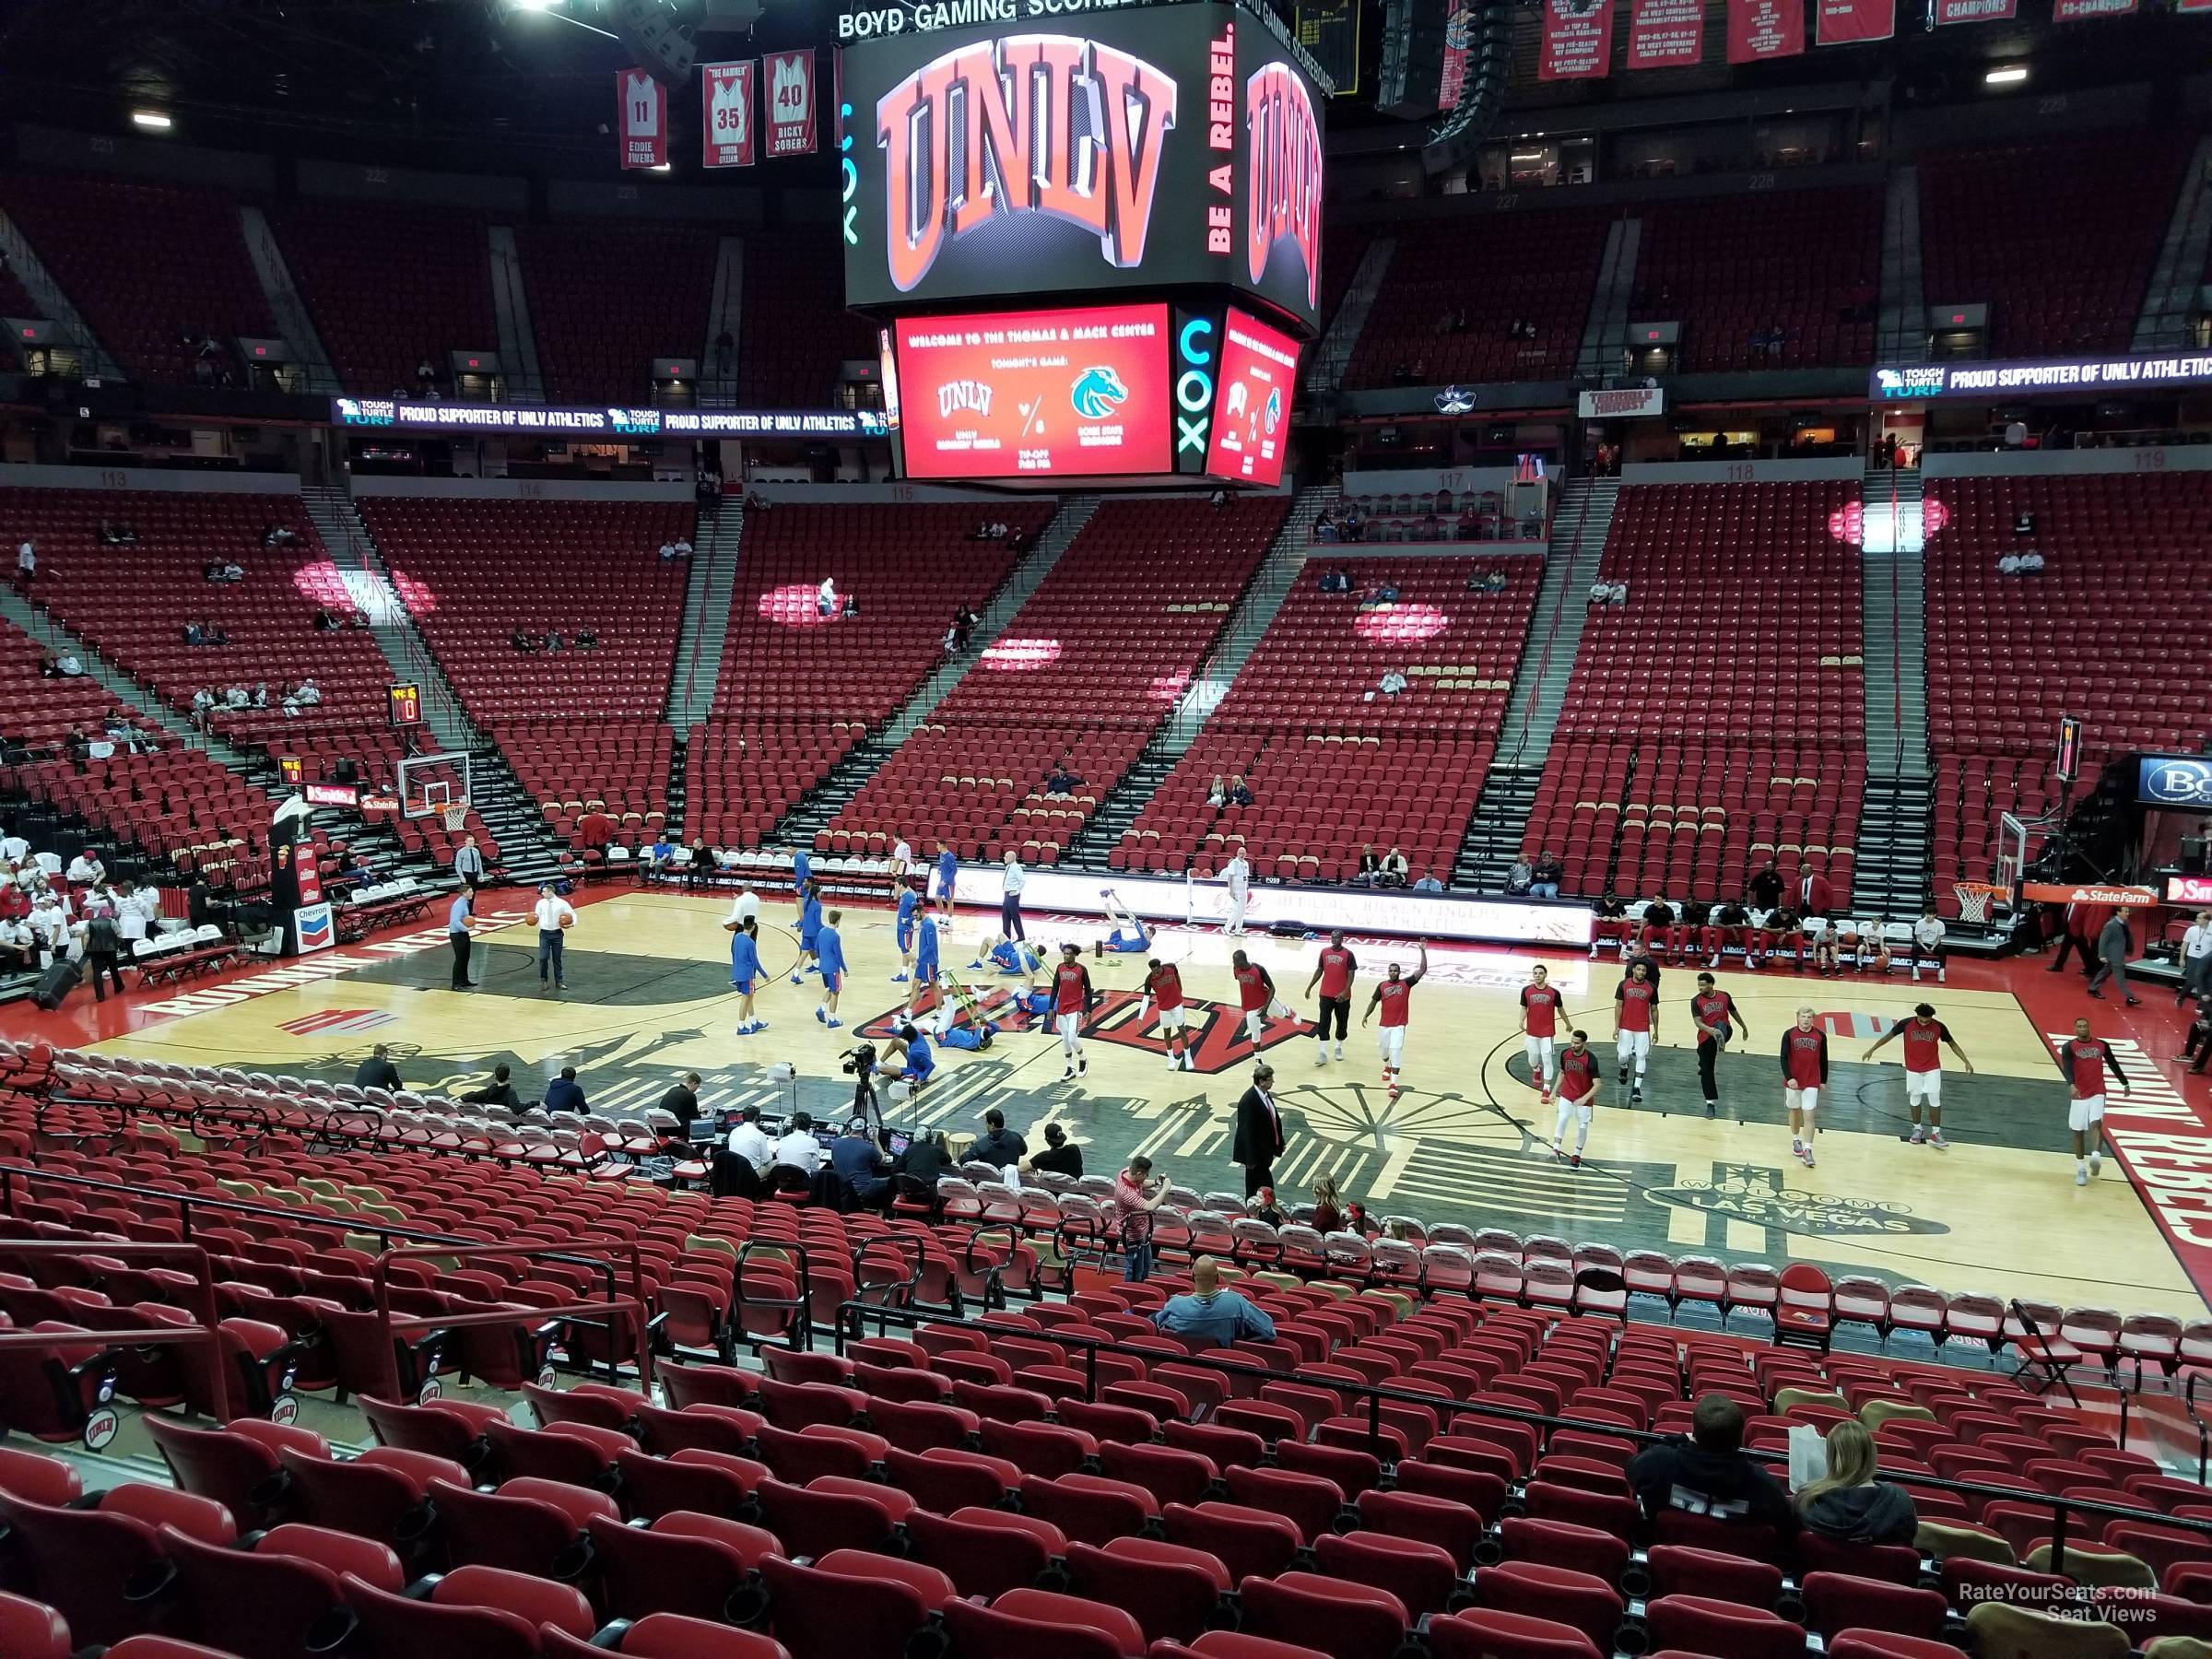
895 303 1172 479
764 50 818 158
702 61 757 168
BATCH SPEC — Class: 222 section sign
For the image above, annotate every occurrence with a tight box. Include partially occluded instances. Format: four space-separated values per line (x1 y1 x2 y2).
896 303 1171 478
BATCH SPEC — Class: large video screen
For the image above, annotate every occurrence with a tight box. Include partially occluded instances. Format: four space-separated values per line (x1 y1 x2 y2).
841 2 1323 335
895 302 1173 478
1206 307 1300 485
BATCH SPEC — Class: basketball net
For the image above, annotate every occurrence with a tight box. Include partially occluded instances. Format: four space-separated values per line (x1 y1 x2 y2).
1954 881 2009 925
441 801 469 832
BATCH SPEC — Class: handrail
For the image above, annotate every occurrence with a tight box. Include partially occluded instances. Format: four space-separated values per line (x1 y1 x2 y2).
1879 454 1903 779
833 1300 2208 1577
0 1238 237 1420
1512 477 1599 763
2185 1372 2210 1486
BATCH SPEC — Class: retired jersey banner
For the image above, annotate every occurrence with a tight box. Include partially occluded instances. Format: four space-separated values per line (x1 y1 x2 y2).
1818 0 1893 42
764 49 818 158
1539 0 1617 78
1628 0 1704 66
702 61 757 169
2053 0 2136 17
618 69 668 171
1727 0 1805 59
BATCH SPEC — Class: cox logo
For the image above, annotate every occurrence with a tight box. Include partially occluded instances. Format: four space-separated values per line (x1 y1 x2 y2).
2144 759 2212 807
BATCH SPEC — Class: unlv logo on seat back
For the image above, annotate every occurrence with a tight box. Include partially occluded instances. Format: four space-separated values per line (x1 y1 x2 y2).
1245 61 1323 308
877 35 1179 293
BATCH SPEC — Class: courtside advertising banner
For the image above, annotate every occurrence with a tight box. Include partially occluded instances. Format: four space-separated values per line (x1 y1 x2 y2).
894 302 1173 479
765 49 818 157
1726 0 1805 61
702 60 758 168
1627 0 1704 65
1539 0 1616 80
1817 0 1893 42
617 68 668 170
841 3 1324 334
1206 308 1300 485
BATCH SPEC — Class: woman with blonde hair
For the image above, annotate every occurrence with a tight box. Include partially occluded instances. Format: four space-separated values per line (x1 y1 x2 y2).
1311 1175 1345 1236
1794 1418 1917 1543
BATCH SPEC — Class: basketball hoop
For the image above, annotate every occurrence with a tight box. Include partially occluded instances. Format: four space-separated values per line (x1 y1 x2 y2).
1954 881 2009 925
441 800 469 833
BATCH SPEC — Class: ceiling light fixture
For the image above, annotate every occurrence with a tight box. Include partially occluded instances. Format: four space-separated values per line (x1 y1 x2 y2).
1985 65 2028 84
131 109 173 131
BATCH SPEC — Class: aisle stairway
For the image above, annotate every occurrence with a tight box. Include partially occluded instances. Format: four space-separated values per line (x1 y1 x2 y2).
766 496 1103 852
1856 459 1934 918
300 485 562 887
1452 477 1618 889
667 500 744 729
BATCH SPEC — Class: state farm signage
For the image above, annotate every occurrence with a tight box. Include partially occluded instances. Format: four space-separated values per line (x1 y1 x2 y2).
2021 883 2163 907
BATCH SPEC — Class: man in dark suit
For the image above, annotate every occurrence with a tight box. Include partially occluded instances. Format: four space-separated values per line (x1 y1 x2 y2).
352 1043 403 1093
1232 1062 1284 1197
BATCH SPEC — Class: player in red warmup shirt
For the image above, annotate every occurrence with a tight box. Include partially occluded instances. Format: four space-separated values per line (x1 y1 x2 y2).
1550 1030 1603 1168
1781 1006 1830 1167
1304 930 1359 1066
1361 942 1429 1098
2055 1016 2129 1185
1230 948 1278 1049
1688 971 1752 1120
1051 943 1096 1082
1614 960 1659 1105
1863 1002 1974 1149
1520 963 1564 1100
1141 956 1194 1073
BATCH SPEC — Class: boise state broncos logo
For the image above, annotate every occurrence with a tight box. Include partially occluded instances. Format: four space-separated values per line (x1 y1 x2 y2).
1070 366 1130 420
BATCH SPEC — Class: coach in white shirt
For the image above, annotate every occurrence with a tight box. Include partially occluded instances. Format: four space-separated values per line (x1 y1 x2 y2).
724 887 760 931
1000 851 1028 942
1222 849 1252 936
772 1113 824 1176
533 883 577 991
2181 909 2212 1007
890 837 913 889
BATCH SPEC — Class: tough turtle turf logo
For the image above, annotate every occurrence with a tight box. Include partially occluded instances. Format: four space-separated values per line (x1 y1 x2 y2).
1070 366 1131 421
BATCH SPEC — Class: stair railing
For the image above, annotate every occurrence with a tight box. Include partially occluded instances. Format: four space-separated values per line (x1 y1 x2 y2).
1509 480 1599 762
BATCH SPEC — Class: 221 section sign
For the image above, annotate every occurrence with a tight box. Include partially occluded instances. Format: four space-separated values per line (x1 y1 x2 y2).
895 303 1171 478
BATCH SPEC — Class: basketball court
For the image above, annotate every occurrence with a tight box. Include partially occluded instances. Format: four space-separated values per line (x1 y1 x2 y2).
29 884 2212 1324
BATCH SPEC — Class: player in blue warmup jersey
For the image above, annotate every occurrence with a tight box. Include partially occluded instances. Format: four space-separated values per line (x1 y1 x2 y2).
724 916 766 1033
1102 890 1151 953
907 912 941 1019
934 841 959 921
792 846 812 903
793 878 823 983
985 934 1045 989
814 909 847 1028
892 885 921 982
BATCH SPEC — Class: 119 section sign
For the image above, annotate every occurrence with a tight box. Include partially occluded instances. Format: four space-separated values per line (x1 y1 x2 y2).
895 303 1171 478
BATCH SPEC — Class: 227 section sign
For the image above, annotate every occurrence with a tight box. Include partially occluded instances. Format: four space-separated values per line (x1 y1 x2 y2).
895 303 1171 478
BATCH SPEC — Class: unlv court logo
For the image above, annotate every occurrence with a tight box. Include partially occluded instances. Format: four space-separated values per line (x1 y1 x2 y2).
1245 62 1322 309
876 35 1177 291
862 987 1305 1074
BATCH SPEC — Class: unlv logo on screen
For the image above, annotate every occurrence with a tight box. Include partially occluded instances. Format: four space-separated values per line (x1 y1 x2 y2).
877 34 1178 292
1245 62 1323 308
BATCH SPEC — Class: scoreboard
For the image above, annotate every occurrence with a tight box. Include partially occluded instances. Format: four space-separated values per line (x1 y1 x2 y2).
841 0 1323 487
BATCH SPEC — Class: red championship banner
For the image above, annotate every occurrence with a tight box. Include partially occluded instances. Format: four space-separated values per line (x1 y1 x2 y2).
764 49 818 158
2053 0 2136 17
2179 0 2212 12
1628 0 1704 67
1539 0 1616 78
702 61 757 169
1934 0 2015 20
1818 0 1893 42
617 68 668 171
1727 0 1805 61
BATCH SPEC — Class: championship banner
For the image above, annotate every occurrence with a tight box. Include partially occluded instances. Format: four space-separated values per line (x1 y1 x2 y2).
702 60 757 169
1726 0 1805 61
1627 0 1703 67
2180 0 2212 12
1817 0 1893 43
1539 0 1616 79
618 68 668 170
1934 0 2015 22
764 49 818 158
2053 0 2136 17
1440 0 1475 107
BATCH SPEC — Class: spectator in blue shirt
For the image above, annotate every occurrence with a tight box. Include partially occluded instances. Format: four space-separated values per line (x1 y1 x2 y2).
545 1065 587 1114
1150 1256 1277 1351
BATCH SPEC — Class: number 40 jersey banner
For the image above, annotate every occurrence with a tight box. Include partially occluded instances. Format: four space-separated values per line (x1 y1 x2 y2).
764 49 818 158
702 61 757 169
